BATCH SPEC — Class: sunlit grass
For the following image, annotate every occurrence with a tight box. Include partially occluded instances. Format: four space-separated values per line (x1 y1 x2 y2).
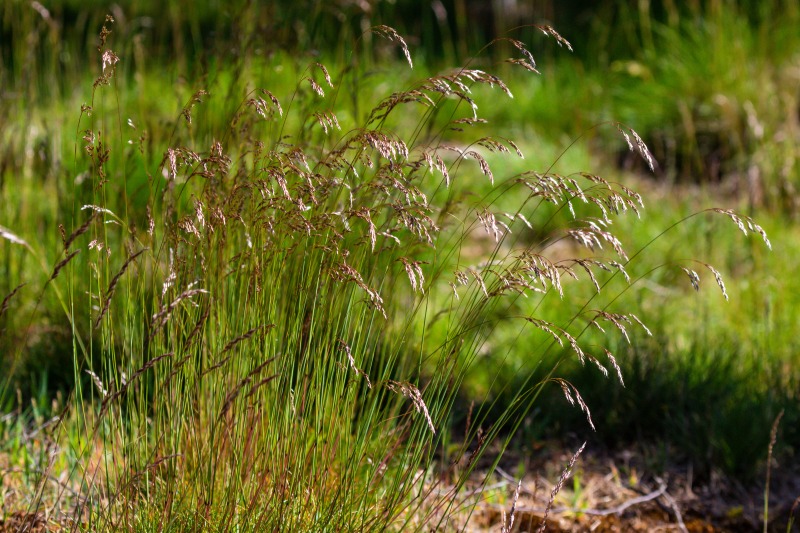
0 3 796 531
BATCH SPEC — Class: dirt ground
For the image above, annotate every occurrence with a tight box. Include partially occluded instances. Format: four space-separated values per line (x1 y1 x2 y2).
435 443 800 532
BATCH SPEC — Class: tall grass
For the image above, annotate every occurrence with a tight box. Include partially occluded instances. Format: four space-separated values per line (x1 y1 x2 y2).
0 11 776 533
463 1 800 229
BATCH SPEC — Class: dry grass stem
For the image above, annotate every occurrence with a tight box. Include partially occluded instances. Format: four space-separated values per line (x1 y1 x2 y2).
536 442 586 533
763 409 784 533
501 480 522 533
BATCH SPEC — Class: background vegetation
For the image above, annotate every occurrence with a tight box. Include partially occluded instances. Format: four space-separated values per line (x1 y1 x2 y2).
1 0 797 530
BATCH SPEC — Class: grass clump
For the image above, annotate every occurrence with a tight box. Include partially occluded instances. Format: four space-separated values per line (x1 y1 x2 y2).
0 14 776 532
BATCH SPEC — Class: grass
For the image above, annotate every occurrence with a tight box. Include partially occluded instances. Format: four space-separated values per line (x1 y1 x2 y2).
1 2 797 531
2 18 648 530
460 181 798 479
513 1 800 208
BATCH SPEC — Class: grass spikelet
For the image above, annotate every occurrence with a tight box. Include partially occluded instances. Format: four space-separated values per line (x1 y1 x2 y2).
181 89 210 125
590 310 632 344
387 380 435 433
307 77 325 97
399 257 425 293
63 213 96 250
85 369 107 398
97 14 113 50
603 348 625 386
244 374 279 399
146 206 155 236
371 25 413 68
218 357 278 419
351 207 377 250
126 353 172 388
562 329 586 365
507 139 523 158
712 208 772 249
616 124 635 152
468 267 489 297
48 250 80 282
552 379 594 430
501 479 522 533
629 313 653 337
100 50 119 73
0 283 26 321
540 24 574 52
477 209 502 241
315 62 333 88
763 409 784 531
497 37 538 72
313 110 341 134
536 441 586 533
613 124 655 171
745 219 772 249
331 260 387 318
681 267 701 291
368 89 436 124
515 212 533 229
630 128 655 172
220 324 273 354
94 249 147 328
150 288 209 337
81 204 117 218
248 89 283 120
102 353 174 410
586 354 609 377
505 57 540 74
571 259 601 293
609 261 631 283
436 155 450 186
704 264 729 301
524 318 564 347
185 303 211 348
94 44 120 88
202 354 233 376
464 150 493 184
338 340 372 389
448 282 460 300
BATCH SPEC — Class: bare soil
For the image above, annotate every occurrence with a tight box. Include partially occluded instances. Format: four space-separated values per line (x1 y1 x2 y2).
431 442 799 532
